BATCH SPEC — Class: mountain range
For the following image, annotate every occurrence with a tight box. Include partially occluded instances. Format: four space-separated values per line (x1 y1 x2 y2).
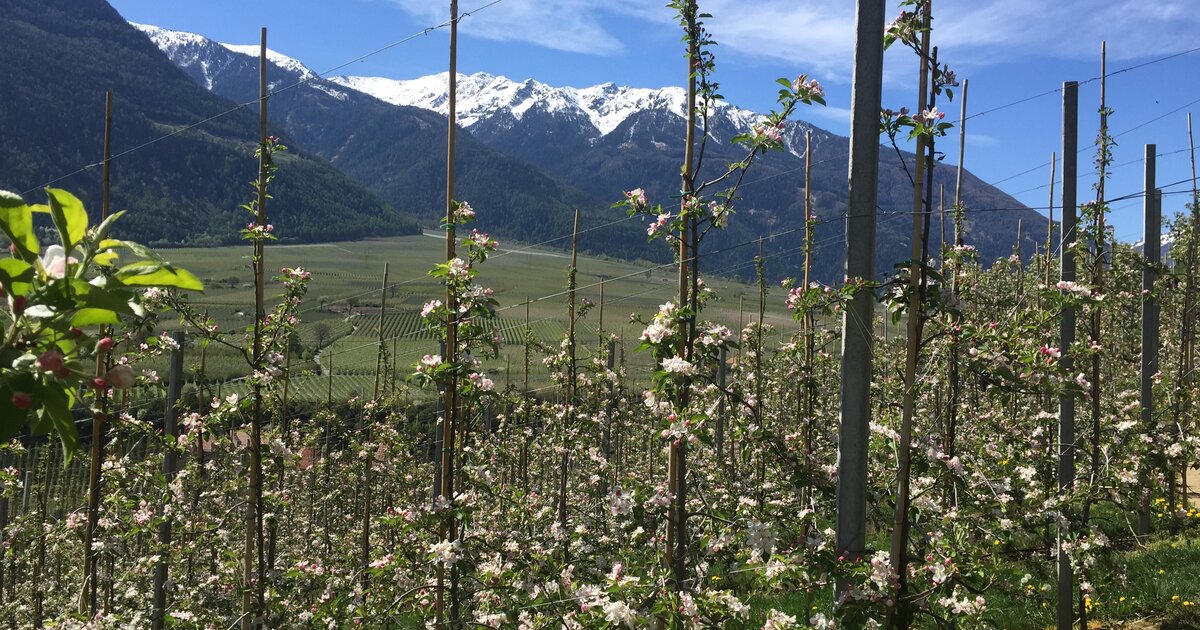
136 21 1051 282
1 0 1048 283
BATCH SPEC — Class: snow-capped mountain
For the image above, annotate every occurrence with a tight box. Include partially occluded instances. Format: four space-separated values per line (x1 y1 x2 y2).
1133 231 1175 264
132 23 351 100
134 20 817 158
138 21 1050 282
331 72 814 156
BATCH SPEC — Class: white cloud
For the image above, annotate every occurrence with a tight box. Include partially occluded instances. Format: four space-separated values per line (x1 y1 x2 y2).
387 0 652 55
935 0 1200 61
807 105 853 128
701 1 855 77
966 134 999 148
388 0 1200 79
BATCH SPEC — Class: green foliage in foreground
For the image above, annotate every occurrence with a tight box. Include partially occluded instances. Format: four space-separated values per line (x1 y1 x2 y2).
0 187 201 456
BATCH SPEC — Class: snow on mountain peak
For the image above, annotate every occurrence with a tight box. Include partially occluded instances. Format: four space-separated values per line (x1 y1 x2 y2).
330 72 777 139
133 22 317 88
136 21 811 149
219 43 316 81
131 22 209 50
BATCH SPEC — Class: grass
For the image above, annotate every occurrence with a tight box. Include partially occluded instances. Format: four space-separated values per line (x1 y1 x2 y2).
151 233 801 401
984 534 1200 629
736 532 1200 629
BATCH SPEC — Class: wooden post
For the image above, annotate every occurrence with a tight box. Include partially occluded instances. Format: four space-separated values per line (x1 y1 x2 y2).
1047 152 1057 275
603 338 616 464
521 298 530 491
665 1 701 595
1180 114 1200 505
373 264 390 400
558 209 580 558
437 2 460 625
1016 219 1024 294
151 331 185 630
599 279 605 334
939 183 946 268
1057 79 1080 630
392 334 400 397
1138 144 1159 535
954 78 968 207
837 0 885 600
359 263 388 611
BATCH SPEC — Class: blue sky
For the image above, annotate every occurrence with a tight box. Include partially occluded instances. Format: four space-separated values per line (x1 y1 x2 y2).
109 0 1200 244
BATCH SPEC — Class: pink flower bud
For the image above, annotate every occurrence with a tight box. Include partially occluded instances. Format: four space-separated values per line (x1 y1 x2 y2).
97 337 114 353
37 350 65 373
105 364 136 390
11 393 32 409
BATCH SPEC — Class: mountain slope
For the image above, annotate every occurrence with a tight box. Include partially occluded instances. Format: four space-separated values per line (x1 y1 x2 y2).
132 23 647 260
0 0 415 247
340 72 1049 280
141 22 1048 281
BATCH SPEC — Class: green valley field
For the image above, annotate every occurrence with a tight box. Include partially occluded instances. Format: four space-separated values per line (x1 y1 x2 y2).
152 231 803 402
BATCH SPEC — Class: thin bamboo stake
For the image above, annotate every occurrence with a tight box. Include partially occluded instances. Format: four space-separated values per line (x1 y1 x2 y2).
242 27 271 630
1082 49 1109 598
802 130 816 504
890 12 934 625
82 89 113 617
946 77 968 470
151 332 185 630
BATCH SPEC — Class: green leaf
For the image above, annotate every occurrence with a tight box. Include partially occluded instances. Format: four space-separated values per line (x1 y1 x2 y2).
115 260 204 291
43 188 89 251
32 381 78 460
0 191 38 261
71 307 121 327
0 259 34 295
100 238 163 262
69 279 136 316
92 251 119 267
92 210 125 244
